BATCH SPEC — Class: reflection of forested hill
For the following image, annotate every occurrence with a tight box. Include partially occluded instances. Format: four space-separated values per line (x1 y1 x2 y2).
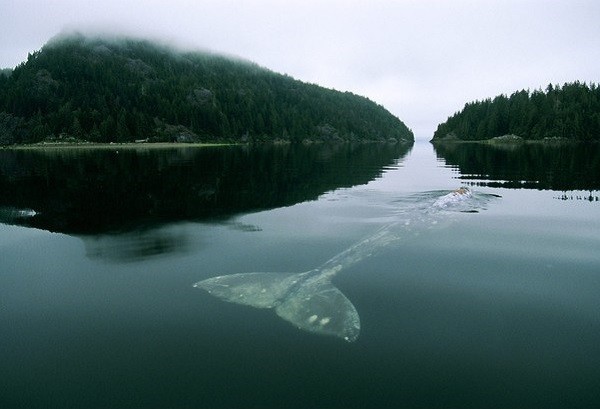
433 143 600 191
0 143 411 234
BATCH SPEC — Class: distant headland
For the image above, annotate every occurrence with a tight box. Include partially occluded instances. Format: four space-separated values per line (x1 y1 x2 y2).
431 82 600 143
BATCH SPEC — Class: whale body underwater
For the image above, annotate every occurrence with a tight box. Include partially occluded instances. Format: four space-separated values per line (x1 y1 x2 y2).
194 187 500 342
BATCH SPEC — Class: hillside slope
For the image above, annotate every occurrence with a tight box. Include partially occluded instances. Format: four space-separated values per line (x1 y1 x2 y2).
0 33 413 144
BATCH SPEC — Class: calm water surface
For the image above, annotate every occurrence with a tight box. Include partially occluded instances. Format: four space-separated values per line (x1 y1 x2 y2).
1 141 599 408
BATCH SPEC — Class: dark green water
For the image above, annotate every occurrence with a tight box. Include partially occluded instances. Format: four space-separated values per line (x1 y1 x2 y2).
1 142 599 408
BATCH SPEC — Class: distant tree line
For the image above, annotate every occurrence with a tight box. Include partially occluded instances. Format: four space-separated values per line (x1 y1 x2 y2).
432 82 600 142
0 33 413 145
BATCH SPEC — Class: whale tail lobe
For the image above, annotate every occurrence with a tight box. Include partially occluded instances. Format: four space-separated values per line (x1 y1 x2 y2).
194 271 360 342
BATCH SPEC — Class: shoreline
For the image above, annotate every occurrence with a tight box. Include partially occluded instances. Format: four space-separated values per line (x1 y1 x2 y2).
2 138 414 150
429 137 598 146
2 142 238 150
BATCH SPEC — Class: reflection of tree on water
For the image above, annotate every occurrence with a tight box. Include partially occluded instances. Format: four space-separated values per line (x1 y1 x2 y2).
0 143 412 235
433 142 600 194
83 228 190 263
81 220 263 263
555 192 600 202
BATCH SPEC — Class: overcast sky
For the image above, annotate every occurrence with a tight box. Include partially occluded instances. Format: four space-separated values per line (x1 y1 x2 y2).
1 0 598 139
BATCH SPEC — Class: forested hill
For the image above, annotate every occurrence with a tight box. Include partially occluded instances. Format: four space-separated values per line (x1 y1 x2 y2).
0 33 413 145
432 82 600 142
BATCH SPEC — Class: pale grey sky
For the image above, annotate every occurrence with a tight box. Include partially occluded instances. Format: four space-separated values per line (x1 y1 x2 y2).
1 0 599 139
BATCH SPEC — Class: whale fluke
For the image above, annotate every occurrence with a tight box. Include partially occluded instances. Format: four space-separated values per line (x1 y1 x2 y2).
194 272 305 309
275 274 360 342
194 271 360 342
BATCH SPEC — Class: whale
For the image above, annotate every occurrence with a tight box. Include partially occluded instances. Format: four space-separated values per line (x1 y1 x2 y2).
194 187 499 342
